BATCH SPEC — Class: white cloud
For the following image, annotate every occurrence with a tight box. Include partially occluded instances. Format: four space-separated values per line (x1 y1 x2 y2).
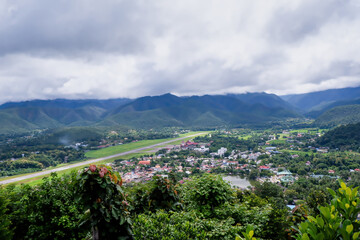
0 0 360 103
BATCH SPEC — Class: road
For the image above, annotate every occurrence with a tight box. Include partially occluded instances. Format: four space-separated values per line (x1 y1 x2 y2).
0 132 205 185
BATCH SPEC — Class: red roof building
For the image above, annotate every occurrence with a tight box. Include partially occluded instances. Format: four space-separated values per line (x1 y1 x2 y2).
259 165 270 170
138 160 151 165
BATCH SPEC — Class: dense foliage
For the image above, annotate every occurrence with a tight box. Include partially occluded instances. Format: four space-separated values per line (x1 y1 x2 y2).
316 122 360 151
295 181 360 240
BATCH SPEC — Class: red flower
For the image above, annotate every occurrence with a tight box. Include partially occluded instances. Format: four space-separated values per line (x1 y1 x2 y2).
89 165 97 172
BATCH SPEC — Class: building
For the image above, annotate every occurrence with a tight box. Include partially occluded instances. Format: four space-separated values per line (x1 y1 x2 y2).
277 170 295 183
138 160 151 165
194 145 209 153
217 147 227 156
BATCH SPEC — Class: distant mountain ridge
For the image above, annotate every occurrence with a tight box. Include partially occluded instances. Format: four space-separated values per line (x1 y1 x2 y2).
281 86 360 127
0 93 301 134
307 98 360 118
103 93 300 128
281 86 360 112
313 105 360 128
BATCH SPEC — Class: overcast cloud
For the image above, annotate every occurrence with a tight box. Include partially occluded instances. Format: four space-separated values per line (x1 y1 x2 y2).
1 0 360 103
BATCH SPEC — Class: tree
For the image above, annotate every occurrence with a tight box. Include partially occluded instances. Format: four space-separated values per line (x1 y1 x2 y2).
4 172 87 240
0 187 13 240
182 174 234 217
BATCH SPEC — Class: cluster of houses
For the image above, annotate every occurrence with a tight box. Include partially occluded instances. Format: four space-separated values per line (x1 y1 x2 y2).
112 139 294 183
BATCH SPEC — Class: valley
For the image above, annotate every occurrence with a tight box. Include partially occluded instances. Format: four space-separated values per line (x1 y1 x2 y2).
1 86 360 239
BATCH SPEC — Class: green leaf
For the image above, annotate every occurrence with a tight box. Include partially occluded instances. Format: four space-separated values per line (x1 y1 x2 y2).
317 217 324 228
302 233 310 240
346 224 353 234
328 188 336 197
111 207 119 220
249 230 254 238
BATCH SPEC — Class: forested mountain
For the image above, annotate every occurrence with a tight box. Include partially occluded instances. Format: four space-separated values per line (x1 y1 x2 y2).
0 98 132 110
316 122 360 150
228 92 296 110
104 93 301 128
0 98 131 134
313 105 360 128
0 93 302 134
281 86 360 112
307 98 360 118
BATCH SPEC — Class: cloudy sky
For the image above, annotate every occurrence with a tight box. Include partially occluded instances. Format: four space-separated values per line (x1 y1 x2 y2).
1 0 360 103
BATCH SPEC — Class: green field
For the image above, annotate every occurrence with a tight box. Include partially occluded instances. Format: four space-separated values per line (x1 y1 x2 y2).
85 131 206 158
268 139 287 144
238 135 252 140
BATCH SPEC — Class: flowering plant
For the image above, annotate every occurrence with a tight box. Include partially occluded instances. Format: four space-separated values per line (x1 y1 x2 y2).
77 164 132 240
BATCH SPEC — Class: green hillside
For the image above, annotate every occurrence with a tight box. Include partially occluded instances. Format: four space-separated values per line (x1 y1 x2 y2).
307 98 360 118
281 86 360 112
314 105 360 127
0 112 38 134
316 122 360 150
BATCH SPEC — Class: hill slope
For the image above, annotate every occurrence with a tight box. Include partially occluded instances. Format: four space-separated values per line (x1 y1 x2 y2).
317 122 360 150
313 105 360 127
281 86 360 112
0 98 131 134
307 98 360 118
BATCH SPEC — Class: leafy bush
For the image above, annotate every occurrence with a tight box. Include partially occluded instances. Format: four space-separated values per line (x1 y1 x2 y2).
181 174 235 217
128 175 181 214
133 210 242 240
4 172 87 240
295 181 360 240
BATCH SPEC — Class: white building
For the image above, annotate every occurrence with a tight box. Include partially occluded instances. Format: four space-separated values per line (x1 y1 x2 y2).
194 145 209 153
217 147 227 156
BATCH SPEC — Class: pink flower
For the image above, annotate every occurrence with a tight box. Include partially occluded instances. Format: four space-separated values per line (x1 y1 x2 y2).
101 167 108 174
89 165 97 172
99 172 105 178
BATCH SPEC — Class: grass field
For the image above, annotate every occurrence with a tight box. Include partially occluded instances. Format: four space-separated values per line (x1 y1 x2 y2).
268 139 287 144
85 131 205 159
238 135 252 140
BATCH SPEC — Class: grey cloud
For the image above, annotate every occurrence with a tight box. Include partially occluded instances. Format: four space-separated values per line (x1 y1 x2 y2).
0 0 157 56
266 0 353 44
0 0 360 103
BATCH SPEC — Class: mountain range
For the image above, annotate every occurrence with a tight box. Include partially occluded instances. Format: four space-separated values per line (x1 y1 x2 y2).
0 86 359 134
0 93 298 134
